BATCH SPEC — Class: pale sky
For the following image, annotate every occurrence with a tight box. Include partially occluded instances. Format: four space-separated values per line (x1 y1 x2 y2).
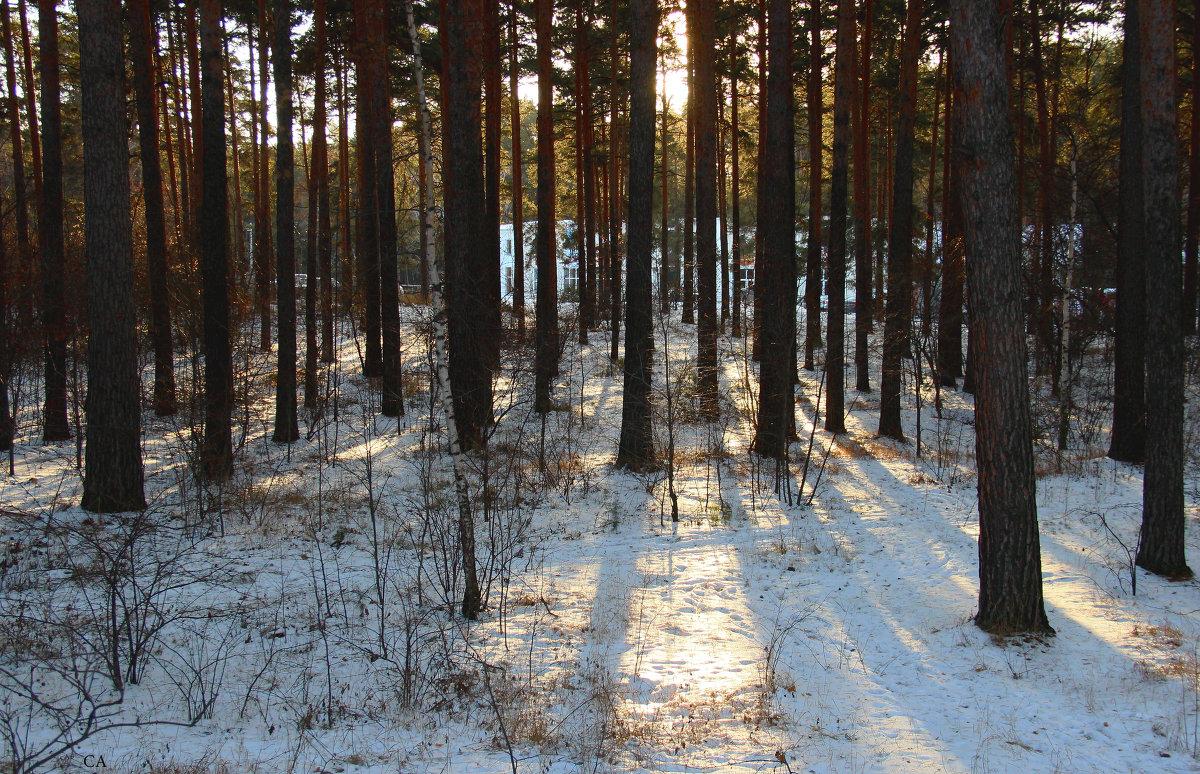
517 9 691 109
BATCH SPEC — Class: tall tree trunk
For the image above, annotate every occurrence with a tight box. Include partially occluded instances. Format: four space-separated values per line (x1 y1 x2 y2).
484 0 502 368
825 0 854 434
660 85 670 315
751 0 795 460
574 7 588 345
186 0 203 236
161 24 182 246
1109 0 1146 464
79 0 145 512
510 2 526 336
337 62 352 312
247 17 261 341
17 0 37 199
255 0 272 350
199 0 232 481
938 45 965 388
752 0 766 359
169 11 192 239
582 7 598 329
353 7 382 380
441 0 493 446
369 0 402 418
1137 0 1192 580
696 0 718 419
616 0 657 469
0 197 8 453
314 0 334 363
853 0 874 393
878 0 922 442
223 26 244 300
1185 4 1200 336
128 0 177 417
608 3 622 364
682 8 695 327
38 0 67 442
303 115 319 410
407 0 480 620
1029 7 1054 377
1 0 30 340
272 0 299 444
950 0 1050 635
731 59 742 338
598 133 609 319
921 49 942 337
803 0 823 372
718 78 729 331
534 0 558 411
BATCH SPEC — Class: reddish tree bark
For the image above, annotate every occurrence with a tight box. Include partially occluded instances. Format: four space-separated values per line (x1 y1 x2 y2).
950 0 1051 635
751 0 796 460
826 0 855 434
199 0 232 480
128 0 177 416
534 0 558 411
1110 0 1146 464
1137 0 1192 580
803 0 824 372
853 0 874 392
273 0 299 444
78 0 145 512
616 0 657 470
441 0 494 444
878 0 922 442
510 3 526 335
38 0 68 442
696 0 718 419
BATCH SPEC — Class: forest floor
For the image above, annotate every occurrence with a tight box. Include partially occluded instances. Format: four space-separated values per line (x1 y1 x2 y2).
1 306 1199 773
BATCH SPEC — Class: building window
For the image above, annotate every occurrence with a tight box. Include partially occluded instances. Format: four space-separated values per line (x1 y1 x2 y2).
738 265 755 291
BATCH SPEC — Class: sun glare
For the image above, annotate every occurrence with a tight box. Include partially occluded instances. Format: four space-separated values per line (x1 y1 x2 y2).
518 8 690 110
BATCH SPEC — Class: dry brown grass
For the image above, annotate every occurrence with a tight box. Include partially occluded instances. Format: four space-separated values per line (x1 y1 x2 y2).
1132 623 1200 695
673 445 734 467
830 432 874 460
1034 448 1110 479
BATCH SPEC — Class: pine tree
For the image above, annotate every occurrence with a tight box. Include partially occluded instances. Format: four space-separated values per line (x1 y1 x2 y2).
950 0 1051 635
127 0 176 416
78 0 145 512
442 0 494 447
751 0 795 461
0 199 9 455
534 0 558 412
199 0 232 481
852 0 874 393
616 0 657 470
1137 0 1192 580
314 0 334 364
370 0 402 418
825 0 855 435
878 0 922 442
510 1 527 336
1109 0 1145 464
484 0 503 368
802 0 823 372
273 0 299 444
38 0 68 442
695 0 719 421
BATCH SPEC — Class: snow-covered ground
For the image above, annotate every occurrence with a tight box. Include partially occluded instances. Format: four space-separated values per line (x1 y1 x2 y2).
1 307 1198 773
